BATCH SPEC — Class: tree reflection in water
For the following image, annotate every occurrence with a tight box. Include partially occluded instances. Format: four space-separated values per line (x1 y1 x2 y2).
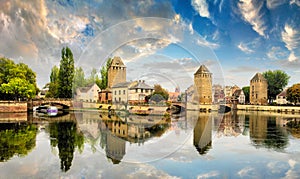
49 121 84 172
249 115 288 151
0 123 37 162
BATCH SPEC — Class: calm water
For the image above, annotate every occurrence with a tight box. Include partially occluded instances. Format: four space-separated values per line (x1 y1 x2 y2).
0 110 300 178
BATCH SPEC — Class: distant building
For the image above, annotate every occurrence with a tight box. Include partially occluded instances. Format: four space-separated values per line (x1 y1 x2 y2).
168 87 180 102
250 73 268 105
107 56 126 89
75 83 100 102
194 65 212 104
232 89 245 104
38 87 49 99
213 84 225 103
276 89 288 105
128 80 154 104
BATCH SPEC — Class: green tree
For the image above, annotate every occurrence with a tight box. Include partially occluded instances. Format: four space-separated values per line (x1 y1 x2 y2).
58 47 75 98
262 70 290 103
147 84 169 102
287 83 300 105
99 58 112 89
46 65 60 98
0 57 38 100
242 86 250 103
73 67 86 91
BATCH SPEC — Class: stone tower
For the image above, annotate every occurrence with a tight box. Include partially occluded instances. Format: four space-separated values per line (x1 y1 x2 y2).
108 56 126 89
250 73 268 105
194 65 212 104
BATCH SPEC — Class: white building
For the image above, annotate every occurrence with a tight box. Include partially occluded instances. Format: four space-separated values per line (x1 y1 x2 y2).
75 83 100 102
128 80 154 103
112 82 134 103
276 89 288 105
232 89 246 104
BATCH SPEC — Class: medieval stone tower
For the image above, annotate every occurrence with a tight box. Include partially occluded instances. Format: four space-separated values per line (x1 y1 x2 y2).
250 73 268 105
194 65 212 104
108 56 126 89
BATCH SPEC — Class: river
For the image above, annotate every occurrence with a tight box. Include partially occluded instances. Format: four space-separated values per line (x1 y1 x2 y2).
0 111 300 178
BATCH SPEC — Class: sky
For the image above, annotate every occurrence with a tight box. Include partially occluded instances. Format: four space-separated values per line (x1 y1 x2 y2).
0 0 299 91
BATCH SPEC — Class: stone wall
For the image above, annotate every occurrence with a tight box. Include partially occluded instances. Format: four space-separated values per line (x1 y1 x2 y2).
194 73 212 104
0 101 27 112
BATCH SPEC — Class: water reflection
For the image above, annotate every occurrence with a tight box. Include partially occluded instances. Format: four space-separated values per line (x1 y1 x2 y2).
0 122 37 162
193 114 212 155
98 113 171 164
48 120 84 172
0 110 300 175
248 113 288 151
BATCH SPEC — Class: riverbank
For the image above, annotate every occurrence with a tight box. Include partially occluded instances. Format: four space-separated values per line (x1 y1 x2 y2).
236 104 300 113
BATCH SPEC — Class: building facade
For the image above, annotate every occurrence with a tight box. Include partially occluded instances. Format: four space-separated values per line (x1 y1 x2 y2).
276 89 288 105
232 89 246 104
107 56 126 89
128 80 154 104
75 83 100 102
111 81 134 103
194 65 212 104
250 73 268 105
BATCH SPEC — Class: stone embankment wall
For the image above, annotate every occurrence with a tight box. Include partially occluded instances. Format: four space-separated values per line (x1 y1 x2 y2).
237 105 300 113
0 101 27 112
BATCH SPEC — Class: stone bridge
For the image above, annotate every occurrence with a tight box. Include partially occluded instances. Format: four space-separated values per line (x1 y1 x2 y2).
27 99 73 111
171 102 186 114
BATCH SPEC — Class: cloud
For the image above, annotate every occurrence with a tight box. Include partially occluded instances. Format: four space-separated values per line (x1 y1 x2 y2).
196 38 220 49
266 46 288 60
237 167 255 178
228 66 260 73
266 0 287 9
281 24 300 62
290 0 300 6
238 42 254 54
191 0 210 18
238 0 268 37
197 171 220 178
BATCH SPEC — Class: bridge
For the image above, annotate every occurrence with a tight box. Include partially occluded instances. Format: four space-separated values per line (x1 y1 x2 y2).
171 102 186 114
27 99 73 111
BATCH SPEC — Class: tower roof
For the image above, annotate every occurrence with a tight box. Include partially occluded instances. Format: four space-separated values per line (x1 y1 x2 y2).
110 56 125 67
251 73 266 81
194 65 211 75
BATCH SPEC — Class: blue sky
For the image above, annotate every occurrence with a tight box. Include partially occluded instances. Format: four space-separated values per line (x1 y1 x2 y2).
0 0 299 91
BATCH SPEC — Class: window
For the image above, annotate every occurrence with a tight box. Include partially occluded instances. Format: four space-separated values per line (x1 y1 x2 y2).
119 97 121 102
119 90 121 95
136 89 138 93
141 89 144 93
114 91 116 95
146 89 148 93
123 90 125 95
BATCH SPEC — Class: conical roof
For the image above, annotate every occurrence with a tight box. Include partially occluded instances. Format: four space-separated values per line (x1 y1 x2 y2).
194 65 211 75
110 56 125 67
251 73 266 81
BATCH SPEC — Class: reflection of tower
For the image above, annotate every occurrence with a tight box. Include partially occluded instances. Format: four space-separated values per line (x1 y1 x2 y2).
194 65 212 104
249 114 267 146
106 132 126 164
108 56 126 89
193 114 212 155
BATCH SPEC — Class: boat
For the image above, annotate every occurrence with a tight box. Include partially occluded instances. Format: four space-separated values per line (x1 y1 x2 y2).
35 105 58 116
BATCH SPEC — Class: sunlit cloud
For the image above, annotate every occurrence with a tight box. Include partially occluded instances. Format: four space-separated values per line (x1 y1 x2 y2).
237 42 254 54
238 0 268 37
266 0 287 9
281 24 300 62
191 0 210 18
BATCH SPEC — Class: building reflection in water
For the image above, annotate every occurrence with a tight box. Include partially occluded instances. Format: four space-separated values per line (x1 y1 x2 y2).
98 113 171 164
193 113 212 155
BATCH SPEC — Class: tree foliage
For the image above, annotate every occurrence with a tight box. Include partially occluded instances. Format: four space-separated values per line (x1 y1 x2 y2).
242 86 250 103
46 65 59 98
287 83 300 105
58 47 75 98
99 58 112 89
262 70 290 103
147 84 169 102
0 57 38 100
